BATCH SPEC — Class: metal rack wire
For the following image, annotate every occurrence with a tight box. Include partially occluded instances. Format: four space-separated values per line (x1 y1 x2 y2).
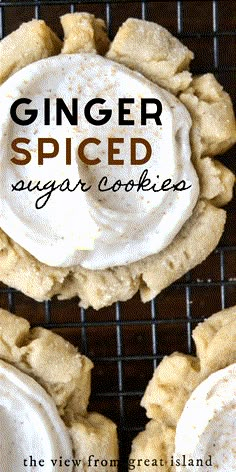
0 1 235 469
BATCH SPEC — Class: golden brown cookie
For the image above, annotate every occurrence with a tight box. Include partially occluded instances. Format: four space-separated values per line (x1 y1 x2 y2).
0 16 235 310
106 17 193 95
61 12 110 55
130 306 236 471
0 19 62 85
0 308 119 471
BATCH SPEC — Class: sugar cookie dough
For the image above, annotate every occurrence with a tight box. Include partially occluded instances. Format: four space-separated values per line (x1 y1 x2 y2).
0 15 235 309
130 306 236 471
0 308 119 472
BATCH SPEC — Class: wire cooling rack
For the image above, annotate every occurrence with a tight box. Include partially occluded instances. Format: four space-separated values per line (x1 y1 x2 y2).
0 0 236 469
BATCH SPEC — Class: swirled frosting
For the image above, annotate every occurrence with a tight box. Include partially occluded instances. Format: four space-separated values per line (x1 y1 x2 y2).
175 363 236 471
0 53 199 269
0 360 73 472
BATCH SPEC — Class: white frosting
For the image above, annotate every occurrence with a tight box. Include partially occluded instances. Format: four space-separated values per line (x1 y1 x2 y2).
0 359 73 472
0 53 199 269
175 363 236 471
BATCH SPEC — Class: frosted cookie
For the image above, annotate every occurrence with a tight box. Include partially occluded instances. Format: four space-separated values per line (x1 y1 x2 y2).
130 306 236 471
0 15 235 309
0 308 119 471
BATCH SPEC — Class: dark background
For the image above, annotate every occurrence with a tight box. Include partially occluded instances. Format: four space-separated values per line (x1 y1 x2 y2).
0 1 235 469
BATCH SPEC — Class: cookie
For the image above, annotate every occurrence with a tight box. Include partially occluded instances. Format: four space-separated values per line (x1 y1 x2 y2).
0 15 235 309
0 19 62 85
106 17 193 95
0 308 119 471
61 12 110 55
130 306 236 471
